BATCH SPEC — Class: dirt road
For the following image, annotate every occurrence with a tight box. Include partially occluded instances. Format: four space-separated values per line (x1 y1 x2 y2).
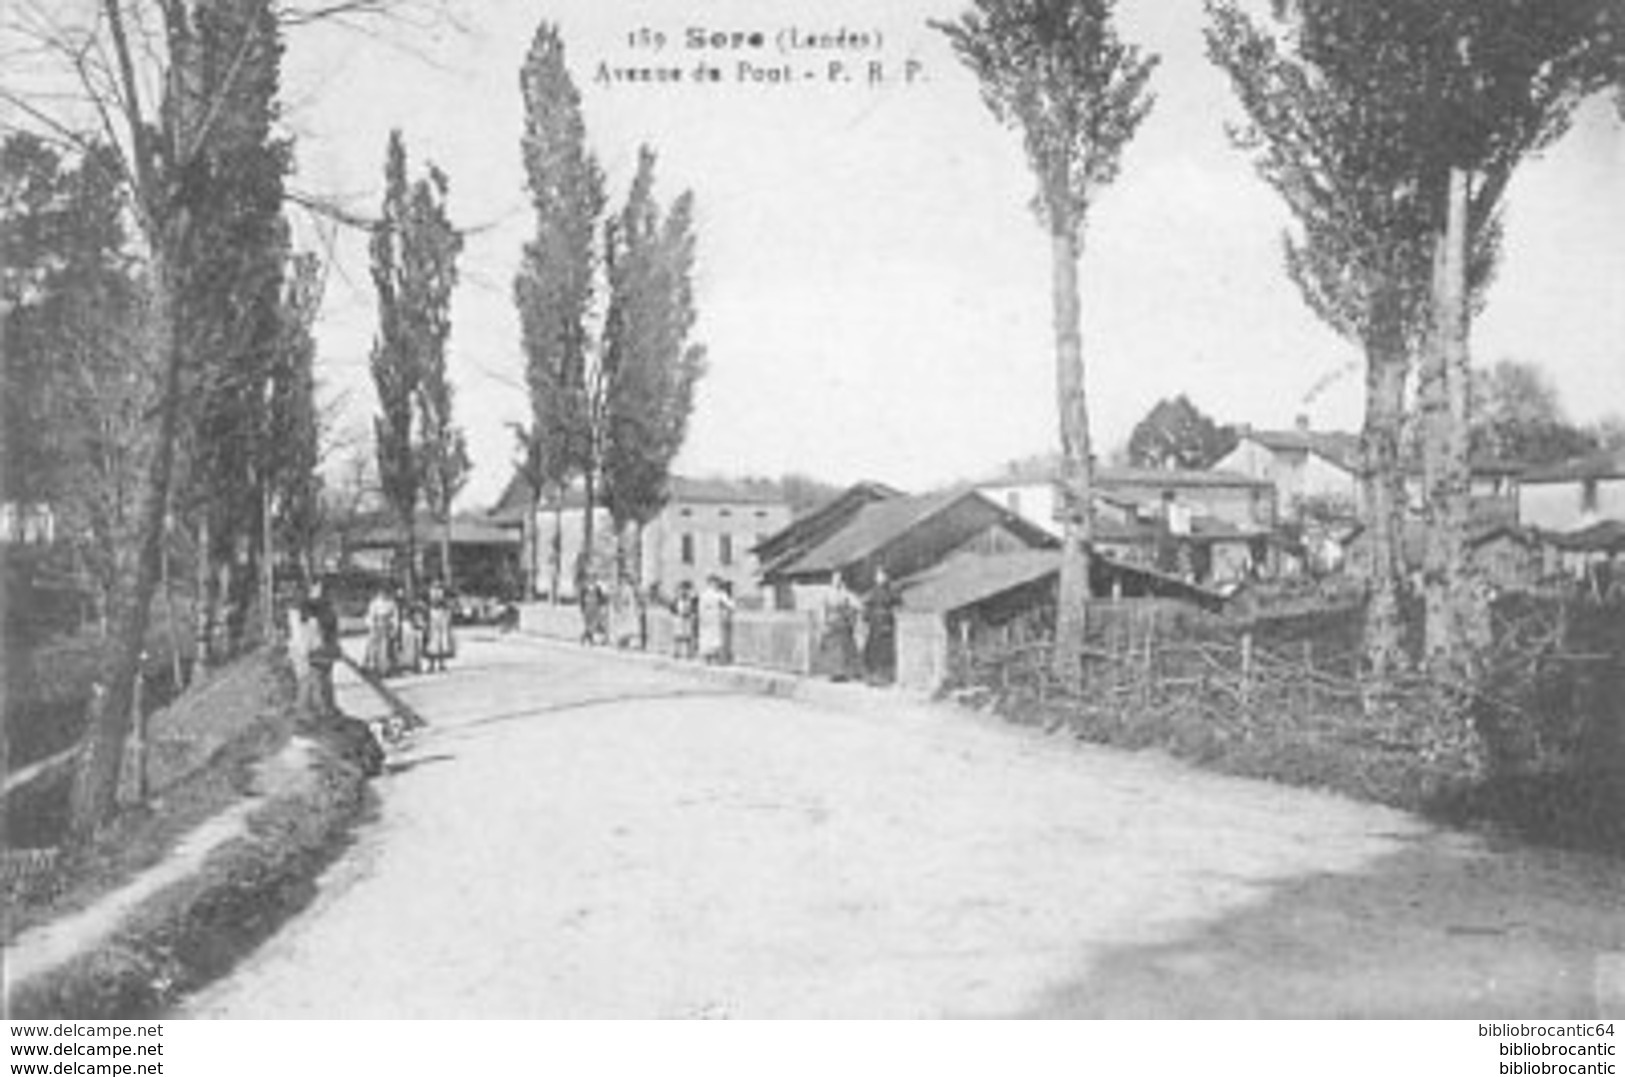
185 635 1623 1018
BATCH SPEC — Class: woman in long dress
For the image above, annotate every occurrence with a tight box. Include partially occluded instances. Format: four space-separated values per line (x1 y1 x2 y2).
425 583 454 672
363 585 396 676
697 576 733 664
817 576 862 681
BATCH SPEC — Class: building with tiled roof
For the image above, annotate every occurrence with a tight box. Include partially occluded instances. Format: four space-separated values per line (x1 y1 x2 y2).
1211 417 1362 519
489 472 791 601
975 457 1277 540
764 487 1056 604
1519 450 1625 537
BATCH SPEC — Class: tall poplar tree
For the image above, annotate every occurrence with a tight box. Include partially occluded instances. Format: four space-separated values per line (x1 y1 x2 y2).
1207 1 1448 686
369 133 460 595
515 21 606 594
266 250 325 580
1406 0 1620 684
178 0 291 659
370 130 421 593
413 164 468 588
601 147 706 582
934 0 1158 687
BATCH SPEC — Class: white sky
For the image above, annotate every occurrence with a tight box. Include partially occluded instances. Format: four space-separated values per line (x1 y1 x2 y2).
276 0 1625 507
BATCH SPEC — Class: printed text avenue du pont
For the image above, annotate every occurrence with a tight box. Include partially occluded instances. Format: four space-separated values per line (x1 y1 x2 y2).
594 25 924 87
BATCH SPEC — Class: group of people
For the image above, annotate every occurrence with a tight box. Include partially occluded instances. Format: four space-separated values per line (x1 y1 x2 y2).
578 576 646 650
817 569 899 685
578 573 736 664
364 581 456 678
670 576 735 664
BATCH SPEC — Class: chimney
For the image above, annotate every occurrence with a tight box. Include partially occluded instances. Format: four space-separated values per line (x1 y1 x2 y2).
1295 413 1311 433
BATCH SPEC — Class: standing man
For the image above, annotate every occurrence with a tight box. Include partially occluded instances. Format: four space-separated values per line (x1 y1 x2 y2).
301 578 341 718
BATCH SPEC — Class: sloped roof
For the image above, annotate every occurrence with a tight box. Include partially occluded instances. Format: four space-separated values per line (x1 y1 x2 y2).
1344 517 1538 568
348 514 521 549
899 550 1059 613
777 488 1052 578
1541 519 1625 553
667 475 788 505
1096 466 1274 490
1520 451 1625 485
488 473 533 522
753 481 904 568
980 457 1272 491
1241 428 1362 473
487 473 788 520
897 549 1226 615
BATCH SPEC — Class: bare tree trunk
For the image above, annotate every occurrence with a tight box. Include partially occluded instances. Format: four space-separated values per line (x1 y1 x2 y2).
1360 321 1410 695
193 514 213 671
633 522 646 591
1050 224 1093 690
261 482 275 642
441 513 453 590
551 489 563 603
579 470 597 595
527 485 541 598
69 248 185 842
161 527 185 689
401 506 418 600
1422 166 1485 683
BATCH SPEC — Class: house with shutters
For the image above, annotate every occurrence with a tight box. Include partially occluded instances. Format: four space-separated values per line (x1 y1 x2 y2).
489 474 791 603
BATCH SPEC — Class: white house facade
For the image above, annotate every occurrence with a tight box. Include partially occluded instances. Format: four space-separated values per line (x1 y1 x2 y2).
1519 452 1625 534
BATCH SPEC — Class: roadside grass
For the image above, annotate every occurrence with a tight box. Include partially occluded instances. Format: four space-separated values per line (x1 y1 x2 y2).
4 649 377 1018
4 653 293 932
6 608 196 773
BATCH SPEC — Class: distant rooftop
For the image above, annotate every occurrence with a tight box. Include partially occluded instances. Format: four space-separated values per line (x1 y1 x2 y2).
1520 450 1625 485
347 514 521 549
1236 427 1362 473
979 455 1272 490
488 472 788 520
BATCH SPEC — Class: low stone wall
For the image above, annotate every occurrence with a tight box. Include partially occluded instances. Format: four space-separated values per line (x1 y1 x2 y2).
518 600 584 641
731 609 818 676
519 601 816 676
896 612 949 693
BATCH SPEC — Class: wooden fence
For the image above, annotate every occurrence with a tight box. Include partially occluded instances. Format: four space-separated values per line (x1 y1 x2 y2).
950 595 1624 800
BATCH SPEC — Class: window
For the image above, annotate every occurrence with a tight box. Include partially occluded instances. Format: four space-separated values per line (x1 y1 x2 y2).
681 534 695 565
1582 479 1599 515
755 509 768 519
719 508 732 518
719 534 734 566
